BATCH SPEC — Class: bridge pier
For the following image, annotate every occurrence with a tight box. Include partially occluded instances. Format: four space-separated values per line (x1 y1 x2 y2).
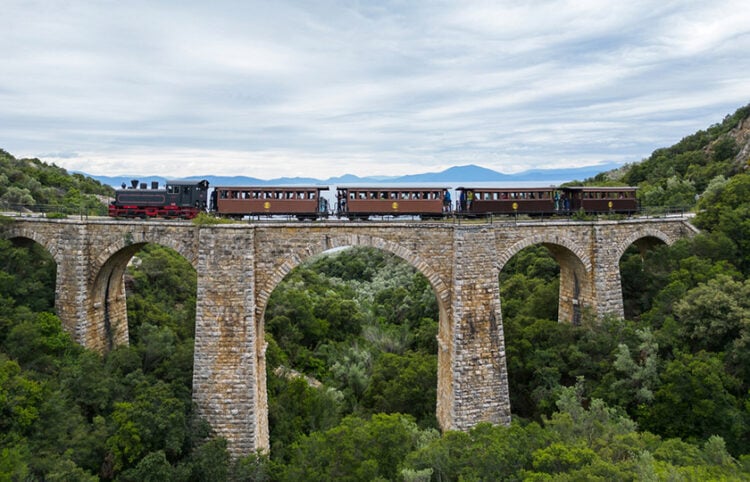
446 227 511 429
192 226 266 454
53 224 93 344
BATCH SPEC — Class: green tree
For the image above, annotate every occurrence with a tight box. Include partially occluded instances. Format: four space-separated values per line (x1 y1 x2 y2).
282 413 426 481
696 172 750 274
0 238 56 315
267 374 343 462
0 356 44 436
642 351 745 454
405 422 549 481
609 328 660 410
362 351 437 427
0 186 35 207
673 275 750 353
105 381 190 472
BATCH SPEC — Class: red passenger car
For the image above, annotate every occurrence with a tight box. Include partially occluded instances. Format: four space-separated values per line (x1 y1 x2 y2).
336 187 447 220
212 186 329 220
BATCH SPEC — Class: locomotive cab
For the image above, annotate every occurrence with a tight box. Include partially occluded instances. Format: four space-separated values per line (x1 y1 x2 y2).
167 179 209 209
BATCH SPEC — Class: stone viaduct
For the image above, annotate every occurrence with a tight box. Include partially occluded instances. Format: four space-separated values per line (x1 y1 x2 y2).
0 216 697 456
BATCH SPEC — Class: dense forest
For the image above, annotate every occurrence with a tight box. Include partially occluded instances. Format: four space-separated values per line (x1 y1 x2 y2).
1 103 750 480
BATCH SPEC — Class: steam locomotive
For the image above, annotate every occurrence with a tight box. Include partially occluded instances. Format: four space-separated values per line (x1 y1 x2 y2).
108 179 209 219
109 180 638 220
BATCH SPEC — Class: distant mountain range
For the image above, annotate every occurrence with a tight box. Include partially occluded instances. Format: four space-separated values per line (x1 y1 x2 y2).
86 163 621 189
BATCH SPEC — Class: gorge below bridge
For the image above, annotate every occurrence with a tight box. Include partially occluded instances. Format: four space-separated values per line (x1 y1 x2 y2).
1 216 697 456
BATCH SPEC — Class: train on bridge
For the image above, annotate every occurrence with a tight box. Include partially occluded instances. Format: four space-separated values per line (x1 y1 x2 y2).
108 179 638 220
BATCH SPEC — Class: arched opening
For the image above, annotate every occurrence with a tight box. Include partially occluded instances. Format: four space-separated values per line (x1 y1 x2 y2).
498 240 592 325
499 242 591 420
2 230 213 477
89 242 200 473
89 242 197 354
619 236 670 321
86 241 198 420
122 244 197 382
0 236 59 369
1 236 57 314
260 246 441 463
499 245 560 322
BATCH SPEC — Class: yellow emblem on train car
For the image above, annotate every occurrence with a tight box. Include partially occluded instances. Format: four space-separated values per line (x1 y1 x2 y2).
264 201 271 210
392 202 399 211
608 201 613 209
512 202 518 210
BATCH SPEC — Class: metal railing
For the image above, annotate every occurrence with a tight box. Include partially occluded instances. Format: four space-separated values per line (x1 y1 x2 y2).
0 201 109 220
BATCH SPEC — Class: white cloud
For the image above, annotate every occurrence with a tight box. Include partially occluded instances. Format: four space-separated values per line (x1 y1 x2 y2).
1 0 748 179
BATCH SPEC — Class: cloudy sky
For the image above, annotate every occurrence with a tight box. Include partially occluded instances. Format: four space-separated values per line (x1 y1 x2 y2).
2 1 749 179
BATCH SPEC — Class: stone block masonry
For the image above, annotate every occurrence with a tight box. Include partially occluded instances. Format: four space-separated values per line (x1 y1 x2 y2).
1 216 696 456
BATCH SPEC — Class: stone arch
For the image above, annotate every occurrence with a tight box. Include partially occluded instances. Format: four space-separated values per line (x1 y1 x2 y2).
496 234 592 324
614 228 674 263
1 225 64 265
255 233 451 321
497 234 592 272
87 238 197 353
0 227 59 324
93 230 199 274
614 228 676 322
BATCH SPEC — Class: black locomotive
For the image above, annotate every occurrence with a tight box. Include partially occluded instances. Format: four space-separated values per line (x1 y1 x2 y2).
108 179 209 219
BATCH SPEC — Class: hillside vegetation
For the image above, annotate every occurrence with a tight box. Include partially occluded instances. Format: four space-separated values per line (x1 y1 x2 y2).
1 104 750 479
586 103 750 210
0 149 113 215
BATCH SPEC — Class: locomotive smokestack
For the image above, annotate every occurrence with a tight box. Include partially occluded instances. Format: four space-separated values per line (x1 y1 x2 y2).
130 179 139 189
